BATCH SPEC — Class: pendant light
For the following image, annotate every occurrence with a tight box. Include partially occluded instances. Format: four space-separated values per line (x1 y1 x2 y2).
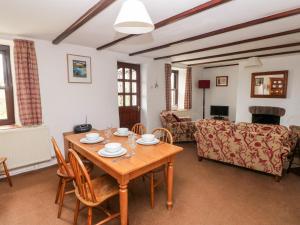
114 0 154 34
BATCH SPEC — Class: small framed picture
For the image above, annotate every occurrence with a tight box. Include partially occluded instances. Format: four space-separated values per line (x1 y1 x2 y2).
67 54 92 83
216 76 228 87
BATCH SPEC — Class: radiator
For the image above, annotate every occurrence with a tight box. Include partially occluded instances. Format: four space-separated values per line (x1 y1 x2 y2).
0 125 52 170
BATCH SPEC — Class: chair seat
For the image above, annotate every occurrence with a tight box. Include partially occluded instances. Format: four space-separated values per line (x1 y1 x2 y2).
152 165 165 173
57 163 74 178
57 161 93 178
76 174 119 207
0 157 7 164
93 175 119 203
144 165 165 176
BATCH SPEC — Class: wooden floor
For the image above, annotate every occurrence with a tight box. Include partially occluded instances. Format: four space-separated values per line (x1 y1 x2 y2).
1 143 300 225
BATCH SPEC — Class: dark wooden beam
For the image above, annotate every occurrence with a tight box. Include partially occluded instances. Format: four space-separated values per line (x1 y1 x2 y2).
155 0 231 29
130 8 300 56
96 34 136 50
155 28 300 60
188 50 300 66
52 0 116 44
204 64 238 69
172 42 300 63
96 0 231 50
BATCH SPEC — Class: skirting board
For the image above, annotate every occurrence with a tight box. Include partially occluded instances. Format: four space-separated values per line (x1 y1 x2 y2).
0 158 57 178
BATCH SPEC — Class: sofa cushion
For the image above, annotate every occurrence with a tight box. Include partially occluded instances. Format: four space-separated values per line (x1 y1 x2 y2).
172 113 181 122
236 122 289 142
163 113 177 123
195 119 233 132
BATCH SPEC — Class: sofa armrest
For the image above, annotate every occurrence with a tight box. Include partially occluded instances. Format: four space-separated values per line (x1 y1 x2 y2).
194 130 201 142
166 121 196 133
178 117 192 122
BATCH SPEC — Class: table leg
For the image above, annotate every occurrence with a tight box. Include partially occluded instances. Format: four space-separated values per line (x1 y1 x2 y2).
167 161 174 209
119 183 128 225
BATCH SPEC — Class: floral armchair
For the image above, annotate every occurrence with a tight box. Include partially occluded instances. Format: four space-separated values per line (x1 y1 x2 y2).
194 119 292 178
160 111 196 142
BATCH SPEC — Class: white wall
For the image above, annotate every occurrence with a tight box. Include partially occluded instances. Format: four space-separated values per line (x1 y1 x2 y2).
236 54 300 126
35 41 119 156
35 40 170 154
0 36 168 162
189 67 203 120
144 61 168 132
197 65 239 121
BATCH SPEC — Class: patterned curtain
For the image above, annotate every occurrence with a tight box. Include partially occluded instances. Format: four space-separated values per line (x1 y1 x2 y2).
165 64 172 111
184 67 192 109
14 39 42 126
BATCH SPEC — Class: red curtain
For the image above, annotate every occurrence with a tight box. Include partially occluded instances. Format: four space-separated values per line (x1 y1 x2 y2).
165 64 172 111
14 39 42 126
184 67 192 109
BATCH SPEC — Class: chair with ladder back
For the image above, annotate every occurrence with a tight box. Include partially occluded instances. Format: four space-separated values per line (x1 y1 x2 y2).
68 148 120 225
145 128 173 208
131 123 146 135
52 137 75 218
51 137 93 218
0 157 12 187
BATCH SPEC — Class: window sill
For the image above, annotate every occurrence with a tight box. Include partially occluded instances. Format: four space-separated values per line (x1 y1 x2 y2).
0 124 21 130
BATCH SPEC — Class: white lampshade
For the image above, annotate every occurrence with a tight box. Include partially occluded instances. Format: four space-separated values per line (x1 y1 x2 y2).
244 57 262 67
114 0 154 34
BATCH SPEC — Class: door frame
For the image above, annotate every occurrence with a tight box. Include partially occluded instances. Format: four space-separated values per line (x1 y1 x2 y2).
117 61 141 128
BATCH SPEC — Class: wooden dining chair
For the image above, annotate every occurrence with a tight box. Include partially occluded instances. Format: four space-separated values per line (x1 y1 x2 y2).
68 149 120 225
146 128 173 208
52 137 75 218
152 128 173 144
131 123 146 135
0 157 12 187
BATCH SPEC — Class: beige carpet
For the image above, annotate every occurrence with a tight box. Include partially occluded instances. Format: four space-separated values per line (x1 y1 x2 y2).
1 143 300 225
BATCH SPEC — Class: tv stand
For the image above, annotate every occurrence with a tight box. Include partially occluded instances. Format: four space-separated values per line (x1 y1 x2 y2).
212 116 228 121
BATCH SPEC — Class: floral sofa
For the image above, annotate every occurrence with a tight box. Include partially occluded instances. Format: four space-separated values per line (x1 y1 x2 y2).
160 111 196 142
194 119 293 178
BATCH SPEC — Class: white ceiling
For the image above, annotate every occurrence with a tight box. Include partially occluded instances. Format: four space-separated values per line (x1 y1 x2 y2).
1 0 300 67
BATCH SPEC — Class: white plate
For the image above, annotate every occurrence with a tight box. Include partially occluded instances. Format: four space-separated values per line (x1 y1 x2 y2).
98 147 127 158
80 137 104 144
136 138 160 145
113 131 129 137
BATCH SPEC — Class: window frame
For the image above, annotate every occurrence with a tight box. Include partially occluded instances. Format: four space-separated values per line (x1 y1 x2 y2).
171 70 179 107
0 45 15 126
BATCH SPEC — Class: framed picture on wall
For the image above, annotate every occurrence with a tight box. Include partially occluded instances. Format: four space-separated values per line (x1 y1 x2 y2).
67 54 92 83
216 76 228 87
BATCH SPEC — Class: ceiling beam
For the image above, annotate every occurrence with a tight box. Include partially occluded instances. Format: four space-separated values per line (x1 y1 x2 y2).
204 64 238 69
96 0 232 50
155 28 300 60
130 8 300 56
52 0 116 44
172 42 300 63
187 50 300 66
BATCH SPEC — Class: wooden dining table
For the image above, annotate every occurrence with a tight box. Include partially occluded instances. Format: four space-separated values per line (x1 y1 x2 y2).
64 129 183 225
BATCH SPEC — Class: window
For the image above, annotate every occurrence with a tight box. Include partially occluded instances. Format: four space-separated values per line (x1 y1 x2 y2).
0 45 15 125
171 70 179 108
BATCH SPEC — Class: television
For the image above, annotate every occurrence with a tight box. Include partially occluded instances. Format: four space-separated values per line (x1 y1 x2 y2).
210 105 229 117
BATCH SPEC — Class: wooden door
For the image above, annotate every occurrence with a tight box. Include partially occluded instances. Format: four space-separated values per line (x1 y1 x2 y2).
117 62 141 129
